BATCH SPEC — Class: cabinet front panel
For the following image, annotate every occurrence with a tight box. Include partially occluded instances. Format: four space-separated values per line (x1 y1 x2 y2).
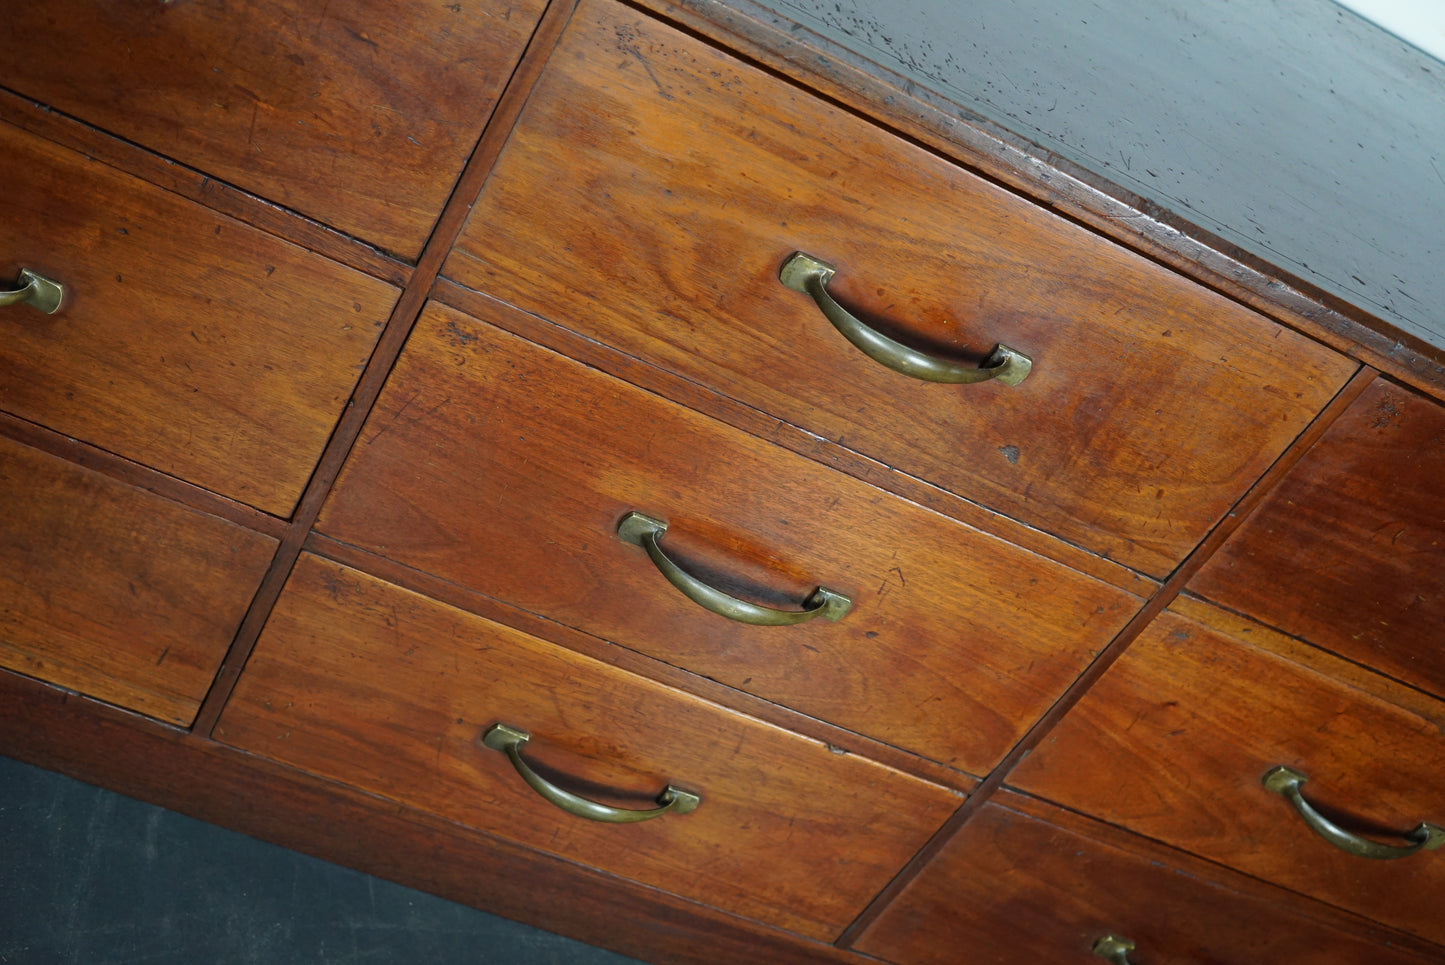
856 797 1436 965
0 0 547 259
1009 607 1445 945
446 0 1357 576
318 302 1144 774
0 122 396 515
0 437 276 725
216 554 961 940
1191 379 1445 699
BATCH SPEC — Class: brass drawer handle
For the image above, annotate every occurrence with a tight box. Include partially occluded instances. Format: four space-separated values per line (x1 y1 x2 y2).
778 251 1031 385
482 723 700 823
1 268 64 314
617 511 852 626
1093 936 1136 964
1263 765 1445 859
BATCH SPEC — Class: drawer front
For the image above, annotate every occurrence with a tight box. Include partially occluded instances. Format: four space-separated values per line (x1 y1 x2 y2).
216 554 961 940
1008 605 1445 945
856 797 1436 965
1 0 546 259
0 121 397 515
0 437 276 725
317 301 1144 774
445 0 1356 577
1191 379 1445 698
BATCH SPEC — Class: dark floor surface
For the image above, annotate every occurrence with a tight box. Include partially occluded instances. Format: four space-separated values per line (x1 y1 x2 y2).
0 755 643 964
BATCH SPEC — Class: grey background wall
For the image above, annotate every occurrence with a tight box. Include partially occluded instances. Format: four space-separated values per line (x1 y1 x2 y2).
0 756 639 965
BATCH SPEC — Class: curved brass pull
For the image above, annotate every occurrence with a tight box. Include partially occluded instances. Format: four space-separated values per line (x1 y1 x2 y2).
482 723 700 823
617 511 851 626
1263 765 1445 860
1 268 64 314
1093 936 1136 964
778 251 1031 385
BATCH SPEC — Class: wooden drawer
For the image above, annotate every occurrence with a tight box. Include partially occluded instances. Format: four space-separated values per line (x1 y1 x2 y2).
1008 600 1445 946
0 436 276 725
215 554 961 940
856 794 1437 965
0 121 397 515
316 301 1145 774
0 0 546 260
1191 378 1445 699
444 0 1356 577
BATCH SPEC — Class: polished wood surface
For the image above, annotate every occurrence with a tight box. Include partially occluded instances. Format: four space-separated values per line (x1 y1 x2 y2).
855 792 1438 965
216 554 961 941
0 437 276 725
1009 603 1445 945
1192 378 1445 698
446 0 1356 577
0 0 547 260
318 302 1144 774
0 120 397 515
0 671 877 965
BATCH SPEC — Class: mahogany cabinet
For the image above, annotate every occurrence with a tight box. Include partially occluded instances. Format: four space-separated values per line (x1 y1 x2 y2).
3 0 1443 962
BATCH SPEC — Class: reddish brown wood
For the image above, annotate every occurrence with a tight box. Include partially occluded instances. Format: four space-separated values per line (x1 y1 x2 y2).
446 0 1356 577
214 554 961 941
833 363 1377 947
0 672 878 965
432 278 1152 597
318 302 1143 774
630 0 1445 401
0 410 289 540
190 0 586 737
0 0 549 260
855 792 1443 964
1192 378 1445 699
1009 603 1445 946
0 120 397 516
0 437 276 725
0 90 411 288
307 531 977 793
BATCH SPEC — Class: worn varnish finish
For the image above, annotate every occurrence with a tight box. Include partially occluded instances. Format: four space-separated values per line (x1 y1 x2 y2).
446 0 1357 577
0 0 548 260
4 0 1440 958
1192 379 1445 698
1009 603 1445 945
854 792 1439 965
318 302 1144 773
0 121 397 516
0 437 276 726
215 554 960 941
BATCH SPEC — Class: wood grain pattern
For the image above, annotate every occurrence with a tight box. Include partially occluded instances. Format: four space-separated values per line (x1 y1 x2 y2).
0 0 548 260
215 554 961 941
445 0 1357 576
0 672 879 965
1191 379 1445 699
0 120 397 516
0 437 276 725
855 793 1440 965
1008 604 1445 946
318 302 1145 773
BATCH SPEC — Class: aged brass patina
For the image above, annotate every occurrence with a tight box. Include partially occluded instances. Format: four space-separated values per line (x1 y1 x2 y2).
1263 765 1445 860
617 510 852 626
481 723 700 823
0 267 64 314
1092 935 1136 964
778 250 1032 386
